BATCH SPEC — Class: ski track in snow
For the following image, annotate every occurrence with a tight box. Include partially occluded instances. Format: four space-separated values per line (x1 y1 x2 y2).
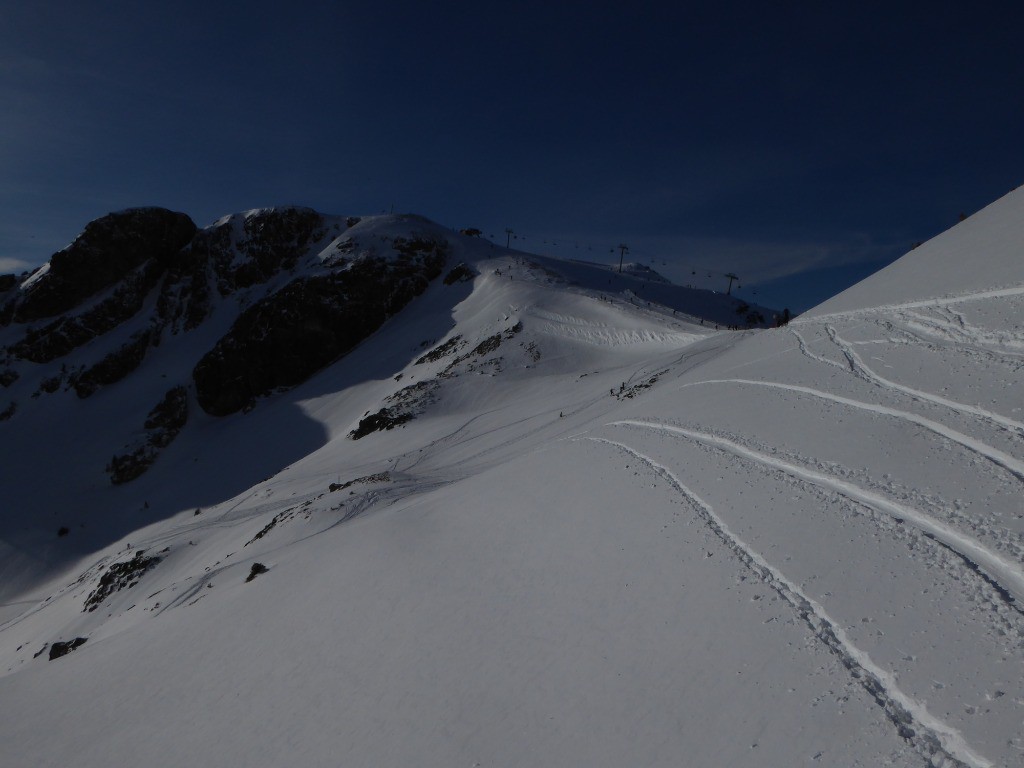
824 326 1024 437
585 436 989 768
789 328 850 373
610 420 1024 616
679 378 1024 484
797 283 1024 324
862 318 1024 374
897 309 1024 357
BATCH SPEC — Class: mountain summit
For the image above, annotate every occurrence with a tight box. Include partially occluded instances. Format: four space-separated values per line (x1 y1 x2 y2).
1 191 1022 767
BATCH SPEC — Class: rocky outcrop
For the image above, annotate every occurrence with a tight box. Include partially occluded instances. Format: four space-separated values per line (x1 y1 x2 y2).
48 637 87 661
106 386 189 484
3 206 453 426
193 238 448 416
10 260 165 363
83 550 162 612
348 408 414 439
443 263 475 285
13 208 196 323
74 330 154 398
216 207 326 292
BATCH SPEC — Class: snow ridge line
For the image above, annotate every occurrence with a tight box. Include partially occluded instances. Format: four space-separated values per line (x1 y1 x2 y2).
680 379 1024 483
585 436 988 768
611 420 1024 610
796 283 1024 324
826 327 1024 436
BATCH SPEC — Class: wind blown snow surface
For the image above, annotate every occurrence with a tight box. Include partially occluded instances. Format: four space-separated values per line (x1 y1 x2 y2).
2 189 1023 766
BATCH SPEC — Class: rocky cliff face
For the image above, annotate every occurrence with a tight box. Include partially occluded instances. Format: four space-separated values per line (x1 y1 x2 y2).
193 236 447 415
0 207 452 480
9 208 198 324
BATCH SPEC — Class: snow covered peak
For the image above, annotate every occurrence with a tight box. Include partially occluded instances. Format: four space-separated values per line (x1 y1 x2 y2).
5 193 1021 767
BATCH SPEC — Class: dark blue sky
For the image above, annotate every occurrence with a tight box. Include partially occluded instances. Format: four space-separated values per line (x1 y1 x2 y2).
3 1 1022 311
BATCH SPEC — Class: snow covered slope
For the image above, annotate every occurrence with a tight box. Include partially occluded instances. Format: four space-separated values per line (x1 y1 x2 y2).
808 185 1024 317
1 192 1022 767
0 209 770 598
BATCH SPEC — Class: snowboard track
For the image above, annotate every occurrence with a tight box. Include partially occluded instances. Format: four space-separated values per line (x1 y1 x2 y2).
611 420 1024 618
795 283 1024 325
678 378 1024 485
824 326 1024 438
586 436 988 768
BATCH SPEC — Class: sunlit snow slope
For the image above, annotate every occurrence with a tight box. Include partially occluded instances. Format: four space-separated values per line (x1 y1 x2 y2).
2 189 1022 767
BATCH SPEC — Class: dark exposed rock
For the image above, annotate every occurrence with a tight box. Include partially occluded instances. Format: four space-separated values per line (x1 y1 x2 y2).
386 380 438 408
193 239 448 416
106 386 189 483
5 208 458 433
83 551 162 611
213 207 326 293
348 379 439 440
615 369 669 400
436 323 523 379
48 637 87 660
415 335 464 365
245 562 269 582
14 208 196 322
456 323 522 363
143 385 188 438
156 235 215 332
0 402 15 421
471 332 503 357
107 450 154 486
328 471 390 492
443 263 475 285
349 408 414 439
246 517 281 545
10 260 166 363
74 330 154 398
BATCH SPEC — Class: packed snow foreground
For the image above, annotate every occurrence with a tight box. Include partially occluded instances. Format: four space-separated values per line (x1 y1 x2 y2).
1 190 1022 767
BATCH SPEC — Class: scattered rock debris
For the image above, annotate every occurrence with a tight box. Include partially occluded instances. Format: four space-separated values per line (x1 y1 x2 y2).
415 334 464 365
329 472 391 492
615 370 668 400
83 550 162 612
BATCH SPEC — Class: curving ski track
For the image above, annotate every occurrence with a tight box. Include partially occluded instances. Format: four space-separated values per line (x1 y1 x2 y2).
679 378 1024 483
824 327 1024 437
610 420 1024 612
789 328 850 373
586 436 989 768
796 284 1024 324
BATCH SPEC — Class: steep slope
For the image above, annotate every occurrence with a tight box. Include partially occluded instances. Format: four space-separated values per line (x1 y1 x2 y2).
0 208 454 592
0 207 766 596
1 191 1020 767
807 185 1024 317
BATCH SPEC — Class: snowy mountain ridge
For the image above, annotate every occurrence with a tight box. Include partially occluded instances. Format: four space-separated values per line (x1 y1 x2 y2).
1 189 1023 767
